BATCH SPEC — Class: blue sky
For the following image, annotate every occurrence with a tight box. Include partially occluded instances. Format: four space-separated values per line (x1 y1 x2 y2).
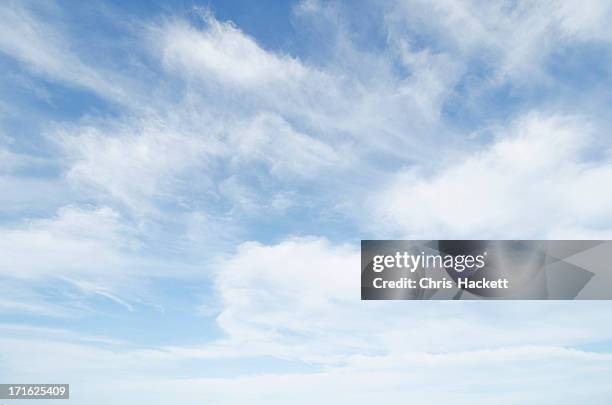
1 0 612 403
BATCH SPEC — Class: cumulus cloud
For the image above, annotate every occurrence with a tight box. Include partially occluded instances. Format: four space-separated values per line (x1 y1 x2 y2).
370 113 612 238
155 237 612 368
208 237 363 362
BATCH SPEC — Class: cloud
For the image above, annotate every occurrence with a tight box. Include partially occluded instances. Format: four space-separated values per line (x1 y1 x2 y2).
0 1 137 106
385 0 612 83
159 13 309 87
122 351 612 404
57 119 220 212
229 113 342 178
0 206 131 280
150 237 612 369
209 237 363 362
2 305 612 404
369 113 612 238
152 7 458 162
13 5 482 233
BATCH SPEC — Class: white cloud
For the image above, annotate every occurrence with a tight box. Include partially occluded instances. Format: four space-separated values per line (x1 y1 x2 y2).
58 120 220 212
152 9 457 163
370 113 612 238
35 345 612 404
11 6 472 232
209 237 363 362
121 353 612 404
0 1 137 106
160 13 309 87
54 110 342 220
0 203 212 315
0 206 131 280
385 0 612 83
230 113 341 178
2 308 612 404
148 237 612 369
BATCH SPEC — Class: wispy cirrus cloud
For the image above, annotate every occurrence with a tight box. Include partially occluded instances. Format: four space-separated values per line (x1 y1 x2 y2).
0 1 140 107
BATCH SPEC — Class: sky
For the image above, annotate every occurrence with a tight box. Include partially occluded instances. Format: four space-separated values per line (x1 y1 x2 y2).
1 0 612 403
